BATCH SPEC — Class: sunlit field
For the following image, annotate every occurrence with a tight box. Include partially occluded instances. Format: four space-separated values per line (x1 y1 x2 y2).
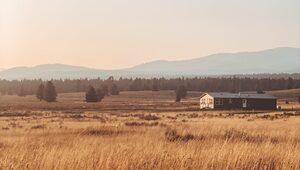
1 90 300 169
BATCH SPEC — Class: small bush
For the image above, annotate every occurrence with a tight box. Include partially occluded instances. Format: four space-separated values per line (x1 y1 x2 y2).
166 116 177 120
188 113 198 118
0 111 30 117
2 127 9 130
125 121 159 126
31 124 46 129
139 114 160 121
165 128 195 142
70 114 84 119
92 115 106 123
79 126 127 136
181 133 195 141
165 128 180 141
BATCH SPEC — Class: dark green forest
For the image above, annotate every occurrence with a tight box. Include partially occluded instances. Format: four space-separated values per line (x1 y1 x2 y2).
0 76 299 96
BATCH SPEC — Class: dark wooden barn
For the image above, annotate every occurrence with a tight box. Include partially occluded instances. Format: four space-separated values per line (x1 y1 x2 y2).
200 92 277 110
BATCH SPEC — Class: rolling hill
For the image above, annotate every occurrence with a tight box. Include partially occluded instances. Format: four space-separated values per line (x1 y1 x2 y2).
0 64 110 80
129 47 300 75
0 47 299 80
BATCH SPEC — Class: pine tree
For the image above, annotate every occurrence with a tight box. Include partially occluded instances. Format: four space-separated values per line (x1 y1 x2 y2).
152 79 159 91
75 80 82 92
96 88 105 102
36 83 44 101
287 77 294 89
175 85 187 102
85 85 98 102
110 83 119 95
43 81 57 102
101 84 109 96
18 84 26 97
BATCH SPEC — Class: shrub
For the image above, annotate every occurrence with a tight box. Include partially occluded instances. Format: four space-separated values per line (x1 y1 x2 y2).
2 127 9 130
188 113 198 118
79 126 126 136
139 114 160 121
31 124 46 129
165 128 180 142
70 114 84 119
125 121 159 126
165 128 195 142
166 116 177 120
92 115 107 123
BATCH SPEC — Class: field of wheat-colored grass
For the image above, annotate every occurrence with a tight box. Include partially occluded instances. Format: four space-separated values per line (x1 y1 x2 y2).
0 90 300 169
1 110 300 169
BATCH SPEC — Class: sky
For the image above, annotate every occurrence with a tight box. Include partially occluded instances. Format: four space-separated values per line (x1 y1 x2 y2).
0 0 300 70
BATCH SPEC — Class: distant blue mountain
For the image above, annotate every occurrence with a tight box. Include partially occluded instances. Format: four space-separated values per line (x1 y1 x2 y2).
0 47 299 80
129 47 300 75
0 64 109 80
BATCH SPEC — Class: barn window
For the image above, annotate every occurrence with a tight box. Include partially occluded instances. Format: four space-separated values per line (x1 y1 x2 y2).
209 99 213 104
200 99 205 104
215 98 223 105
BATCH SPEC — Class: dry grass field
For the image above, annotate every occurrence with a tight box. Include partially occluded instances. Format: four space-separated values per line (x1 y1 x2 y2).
268 88 300 101
1 90 300 169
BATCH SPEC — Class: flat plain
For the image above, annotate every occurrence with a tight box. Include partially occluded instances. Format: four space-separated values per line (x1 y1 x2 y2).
0 90 300 169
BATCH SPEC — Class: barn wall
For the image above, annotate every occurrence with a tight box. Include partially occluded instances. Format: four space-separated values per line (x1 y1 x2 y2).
212 98 277 110
214 98 242 109
200 94 214 109
245 99 277 110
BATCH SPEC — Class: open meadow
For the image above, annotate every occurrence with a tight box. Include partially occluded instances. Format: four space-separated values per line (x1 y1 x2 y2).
0 90 300 169
2 0 300 169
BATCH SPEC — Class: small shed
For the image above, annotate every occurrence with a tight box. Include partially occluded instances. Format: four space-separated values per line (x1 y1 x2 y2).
200 92 277 110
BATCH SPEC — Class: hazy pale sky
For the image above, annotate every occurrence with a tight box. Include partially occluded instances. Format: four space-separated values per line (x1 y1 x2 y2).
1 0 300 69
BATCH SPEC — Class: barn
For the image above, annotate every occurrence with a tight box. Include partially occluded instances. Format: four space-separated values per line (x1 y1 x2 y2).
200 92 277 110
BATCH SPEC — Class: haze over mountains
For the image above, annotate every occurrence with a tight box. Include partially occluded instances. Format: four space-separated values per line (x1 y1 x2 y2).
0 47 299 80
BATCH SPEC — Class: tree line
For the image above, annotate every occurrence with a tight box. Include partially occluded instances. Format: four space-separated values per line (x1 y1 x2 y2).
0 77 299 97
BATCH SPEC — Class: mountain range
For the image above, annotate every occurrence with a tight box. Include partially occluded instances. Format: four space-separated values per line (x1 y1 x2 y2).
0 47 299 80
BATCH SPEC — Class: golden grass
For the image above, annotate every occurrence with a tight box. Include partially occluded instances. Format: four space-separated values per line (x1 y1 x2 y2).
1 111 300 169
268 88 300 101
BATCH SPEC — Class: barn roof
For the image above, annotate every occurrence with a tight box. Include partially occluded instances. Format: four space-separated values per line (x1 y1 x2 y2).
202 92 276 99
